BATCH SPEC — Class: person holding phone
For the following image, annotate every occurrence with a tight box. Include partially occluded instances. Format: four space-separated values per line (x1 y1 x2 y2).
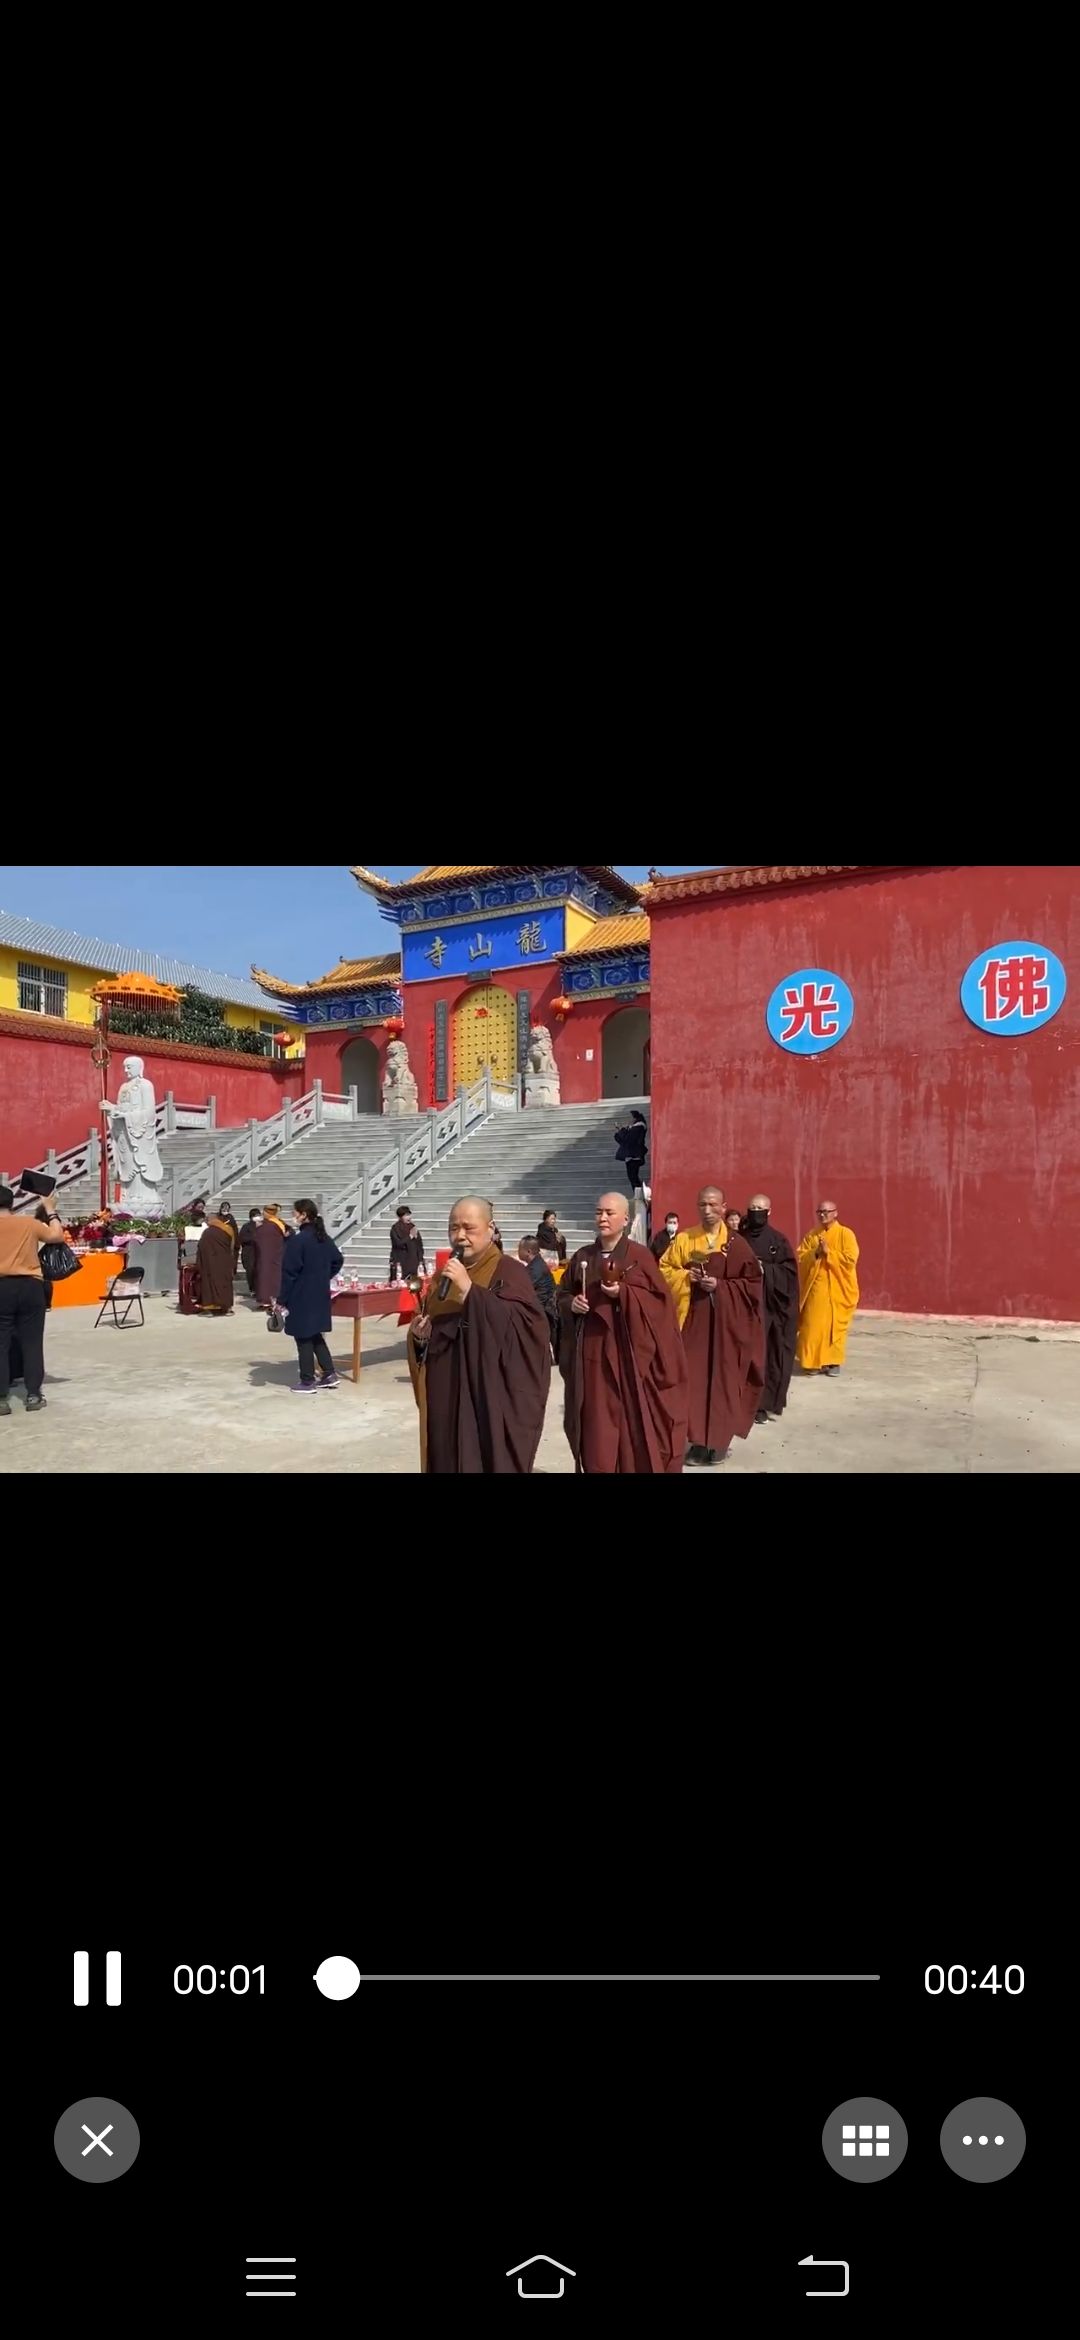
0 1181 68 1414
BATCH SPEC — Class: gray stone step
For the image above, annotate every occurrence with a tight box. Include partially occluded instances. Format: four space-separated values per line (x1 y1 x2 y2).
339 1099 647 1269
34 1099 650 1262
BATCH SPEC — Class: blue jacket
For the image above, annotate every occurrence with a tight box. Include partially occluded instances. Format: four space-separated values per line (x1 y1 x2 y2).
279 1225 345 1339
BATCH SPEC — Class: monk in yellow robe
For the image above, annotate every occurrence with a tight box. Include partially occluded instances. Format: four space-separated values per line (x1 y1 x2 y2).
661 1186 764 1463
796 1200 860 1373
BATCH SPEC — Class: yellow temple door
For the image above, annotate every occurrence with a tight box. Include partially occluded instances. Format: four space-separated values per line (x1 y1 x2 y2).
453 983 517 1087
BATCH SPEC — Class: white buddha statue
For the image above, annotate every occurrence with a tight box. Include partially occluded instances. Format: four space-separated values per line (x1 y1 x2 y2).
101 1055 166 1214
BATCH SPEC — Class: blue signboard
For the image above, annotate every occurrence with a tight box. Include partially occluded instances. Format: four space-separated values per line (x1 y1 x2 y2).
766 967 854 1055
960 939 1067 1035
301 989 402 1027
402 904 565 984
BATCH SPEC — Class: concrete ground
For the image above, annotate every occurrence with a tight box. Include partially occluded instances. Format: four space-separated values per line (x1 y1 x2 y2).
3 1295 1078 1473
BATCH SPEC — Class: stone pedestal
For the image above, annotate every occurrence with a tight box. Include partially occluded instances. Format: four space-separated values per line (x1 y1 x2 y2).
524 1075 561 1109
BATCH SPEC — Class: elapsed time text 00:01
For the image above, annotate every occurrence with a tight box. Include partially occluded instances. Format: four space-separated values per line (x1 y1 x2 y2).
173 1965 266 1994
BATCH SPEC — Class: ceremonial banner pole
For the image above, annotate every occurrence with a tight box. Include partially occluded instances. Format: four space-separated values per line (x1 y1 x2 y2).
92 997 112 1211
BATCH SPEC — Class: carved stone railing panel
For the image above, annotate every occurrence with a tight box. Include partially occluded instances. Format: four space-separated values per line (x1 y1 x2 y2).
8 1129 101 1210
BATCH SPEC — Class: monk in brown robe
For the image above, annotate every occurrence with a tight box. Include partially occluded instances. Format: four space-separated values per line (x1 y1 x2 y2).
558 1193 689 1474
407 1196 551 1473
196 1212 239 1314
661 1185 764 1465
253 1205 289 1308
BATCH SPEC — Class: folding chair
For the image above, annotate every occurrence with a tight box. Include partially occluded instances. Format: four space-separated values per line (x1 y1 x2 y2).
95 1263 146 1328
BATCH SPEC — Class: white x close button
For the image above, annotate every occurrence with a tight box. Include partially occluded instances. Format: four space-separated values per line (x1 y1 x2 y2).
54 2097 141 2182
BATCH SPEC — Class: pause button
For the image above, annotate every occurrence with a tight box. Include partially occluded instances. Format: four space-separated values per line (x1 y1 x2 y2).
73 1953 122 2004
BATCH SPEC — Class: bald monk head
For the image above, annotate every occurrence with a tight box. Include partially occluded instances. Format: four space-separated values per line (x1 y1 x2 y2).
698 1186 725 1232
448 1196 496 1264
749 1193 771 1213
816 1199 839 1228
596 1192 630 1248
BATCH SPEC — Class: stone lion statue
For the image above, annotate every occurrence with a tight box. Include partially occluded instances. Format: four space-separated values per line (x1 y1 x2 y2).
527 1025 557 1077
383 1039 419 1116
524 1023 560 1108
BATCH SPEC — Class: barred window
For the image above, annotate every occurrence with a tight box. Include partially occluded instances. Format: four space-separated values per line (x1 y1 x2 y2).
18 960 68 1017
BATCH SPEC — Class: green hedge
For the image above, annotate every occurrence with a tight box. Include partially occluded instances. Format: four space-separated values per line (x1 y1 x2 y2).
106 986 272 1057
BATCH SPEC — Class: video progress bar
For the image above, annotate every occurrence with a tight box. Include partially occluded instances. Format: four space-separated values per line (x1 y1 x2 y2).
362 1973 882 1982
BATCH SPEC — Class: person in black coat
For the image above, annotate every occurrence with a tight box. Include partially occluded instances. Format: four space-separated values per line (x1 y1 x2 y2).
615 1110 649 1197
535 1209 567 1262
389 1205 427 1284
279 1200 345 1394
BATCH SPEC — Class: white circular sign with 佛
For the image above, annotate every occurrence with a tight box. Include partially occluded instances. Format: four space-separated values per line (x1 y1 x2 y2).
314 1955 361 1999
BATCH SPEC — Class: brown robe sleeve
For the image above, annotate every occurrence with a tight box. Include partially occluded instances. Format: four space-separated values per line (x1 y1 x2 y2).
559 1239 688 1473
421 1252 552 1474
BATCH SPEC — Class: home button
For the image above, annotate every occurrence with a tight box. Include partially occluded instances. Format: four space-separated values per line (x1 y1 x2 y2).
506 2255 576 2299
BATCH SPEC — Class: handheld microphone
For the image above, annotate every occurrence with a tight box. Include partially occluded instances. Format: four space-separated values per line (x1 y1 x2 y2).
438 1243 465 1301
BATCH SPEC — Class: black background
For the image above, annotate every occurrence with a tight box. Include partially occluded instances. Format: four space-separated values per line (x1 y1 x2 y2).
48 1927 355 2318
45 1595 1037 2327
366 1940 1031 2318
47 1893 1031 2323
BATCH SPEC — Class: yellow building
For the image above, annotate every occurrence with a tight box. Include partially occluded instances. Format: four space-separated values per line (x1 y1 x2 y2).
0 910 302 1054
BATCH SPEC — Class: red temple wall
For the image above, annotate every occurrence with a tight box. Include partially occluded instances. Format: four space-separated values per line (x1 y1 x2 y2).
0 1015 305 1172
649 864 1079 1320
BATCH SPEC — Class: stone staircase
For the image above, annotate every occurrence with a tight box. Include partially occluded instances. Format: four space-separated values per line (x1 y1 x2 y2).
15 1094 648 1267
16 1128 272 1227
338 1099 646 1276
186 1116 421 1223
38 1115 409 1225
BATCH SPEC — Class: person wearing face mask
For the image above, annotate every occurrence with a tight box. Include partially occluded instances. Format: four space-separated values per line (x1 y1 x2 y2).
651 1211 680 1262
278 1200 346 1392
739 1195 798 1422
238 1208 263 1298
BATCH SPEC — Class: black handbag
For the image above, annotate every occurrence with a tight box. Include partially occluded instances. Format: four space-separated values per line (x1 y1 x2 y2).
266 1305 285 1334
40 1241 82 1282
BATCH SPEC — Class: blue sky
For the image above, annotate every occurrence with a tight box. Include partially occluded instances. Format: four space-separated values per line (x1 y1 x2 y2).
0 865 717 986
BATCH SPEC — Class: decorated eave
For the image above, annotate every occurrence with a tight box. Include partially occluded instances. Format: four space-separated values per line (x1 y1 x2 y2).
251 952 401 1001
556 910 651 1001
351 864 644 924
644 864 886 904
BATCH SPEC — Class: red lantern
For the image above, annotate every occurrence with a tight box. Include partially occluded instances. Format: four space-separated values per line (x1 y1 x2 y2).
384 1014 405 1037
551 994 574 1018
